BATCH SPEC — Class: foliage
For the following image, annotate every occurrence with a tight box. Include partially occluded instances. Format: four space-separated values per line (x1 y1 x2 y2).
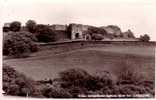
3 65 154 98
59 68 92 89
41 85 72 98
57 68 154 97
127 30 135 38
86 27 106 40
26 20 37 33
3 27 10 32
139 34 150 42
10 21 21 32
58 68 117 97
115 58 145 84
59 68 91 82
116 84 154 96
89 26 107 35
36 24 56 42
3 64 42 97
87 26 107 36
92 34 104 40
3 31 38 58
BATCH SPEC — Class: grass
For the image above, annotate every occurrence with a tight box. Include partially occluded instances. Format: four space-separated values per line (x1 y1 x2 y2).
3 45 155 81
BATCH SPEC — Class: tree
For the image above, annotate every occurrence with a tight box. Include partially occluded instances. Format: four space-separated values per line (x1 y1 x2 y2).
3 64 42 97
26 20 37 33
139 34 150 42
3 31 38 58
10 21 21 32
36 24 56 42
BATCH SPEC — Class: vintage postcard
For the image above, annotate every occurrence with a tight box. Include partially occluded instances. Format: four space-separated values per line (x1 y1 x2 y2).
1 0 155 99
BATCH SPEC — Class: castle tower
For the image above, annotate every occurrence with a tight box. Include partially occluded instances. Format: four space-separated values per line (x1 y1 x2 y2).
69 23 88 40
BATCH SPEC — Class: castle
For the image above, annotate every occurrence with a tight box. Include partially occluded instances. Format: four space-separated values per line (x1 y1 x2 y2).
50 23 90 40
49 23 137 41
3 22 137 41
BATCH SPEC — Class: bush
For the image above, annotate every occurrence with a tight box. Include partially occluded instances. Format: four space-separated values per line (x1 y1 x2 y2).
36 24 56 42
3 64 42 97
92 34 104 40
94 71 117 88
87 26 107 36
67 86 88 97
59 68 91 82
59 68 92 89
41 85 72 98
3 31 38 58
3 65 154 98
115 59 145 85
58 68 97 96
139 34 150 42
117 84 151 95
58 68 118 97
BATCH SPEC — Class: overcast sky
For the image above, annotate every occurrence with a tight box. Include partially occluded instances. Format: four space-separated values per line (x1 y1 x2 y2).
1 0 156 40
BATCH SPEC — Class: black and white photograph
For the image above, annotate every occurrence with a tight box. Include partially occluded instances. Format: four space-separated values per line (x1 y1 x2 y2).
1 0 156 99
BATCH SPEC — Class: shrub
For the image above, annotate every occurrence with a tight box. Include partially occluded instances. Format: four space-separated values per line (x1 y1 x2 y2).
59 68 91 82
41 85 72 98
94 71 117 88
139 34 150 42
3 31 38 58
58 68 117 97
3 64 42 97
115 58 145 85
58 68 98 96
117 84 151 96
59 68 97 88
87 26 107 36
92 34 104 40
36 24 56 42
67 86 88 97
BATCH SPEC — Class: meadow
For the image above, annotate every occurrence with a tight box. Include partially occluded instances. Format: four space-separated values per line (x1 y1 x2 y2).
4 44 155 81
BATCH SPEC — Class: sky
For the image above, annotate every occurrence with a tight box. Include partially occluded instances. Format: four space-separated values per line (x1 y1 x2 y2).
1 0 156 40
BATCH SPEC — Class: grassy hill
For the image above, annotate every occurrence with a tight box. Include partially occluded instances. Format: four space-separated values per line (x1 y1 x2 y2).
4 45 155 81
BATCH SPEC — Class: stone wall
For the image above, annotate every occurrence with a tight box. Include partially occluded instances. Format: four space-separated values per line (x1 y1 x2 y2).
54 30 70 41
39 41 156 54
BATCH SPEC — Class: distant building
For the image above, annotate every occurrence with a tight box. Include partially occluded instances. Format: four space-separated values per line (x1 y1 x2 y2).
68 23 90 40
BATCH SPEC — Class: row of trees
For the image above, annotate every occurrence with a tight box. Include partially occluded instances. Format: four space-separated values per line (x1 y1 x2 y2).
3 20 56 58
3 20 36 33
3 20 56 42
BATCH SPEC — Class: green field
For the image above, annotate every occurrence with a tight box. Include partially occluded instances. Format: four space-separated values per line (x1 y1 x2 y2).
4 45 155 81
